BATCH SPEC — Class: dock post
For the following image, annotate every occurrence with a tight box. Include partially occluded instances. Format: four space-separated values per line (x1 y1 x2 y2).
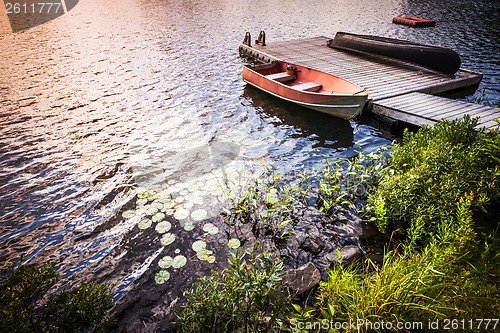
243 32 251 47
256 31 266 46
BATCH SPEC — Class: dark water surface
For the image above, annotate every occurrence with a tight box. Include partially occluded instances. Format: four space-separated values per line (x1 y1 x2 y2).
1 0 498 329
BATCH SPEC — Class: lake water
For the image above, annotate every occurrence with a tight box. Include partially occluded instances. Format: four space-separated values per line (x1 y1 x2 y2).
0 0 498 329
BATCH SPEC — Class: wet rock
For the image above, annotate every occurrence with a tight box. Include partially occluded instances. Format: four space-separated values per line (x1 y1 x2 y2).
341 236 360 247
331 220 362 237
360 222 380 240
300 236 325 254
329 245 363 264
300 206 332 227
231 223 257 248
283 236 300 258
284 263 321 295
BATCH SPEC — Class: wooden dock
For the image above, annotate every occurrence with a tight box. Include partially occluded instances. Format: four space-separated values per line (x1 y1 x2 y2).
239 35 499 128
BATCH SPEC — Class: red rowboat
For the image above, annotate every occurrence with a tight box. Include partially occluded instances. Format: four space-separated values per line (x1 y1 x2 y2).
242 61 368 120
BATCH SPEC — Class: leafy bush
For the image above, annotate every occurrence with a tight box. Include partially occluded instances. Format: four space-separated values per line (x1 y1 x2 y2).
175 244 290 333
370 116 500 240
313 194 499 332
0 262 117 333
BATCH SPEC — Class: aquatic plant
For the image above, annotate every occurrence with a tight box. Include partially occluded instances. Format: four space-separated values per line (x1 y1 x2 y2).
159 256 174 269
202 222 219 235
172 255 187 269
222 167 310 245
318 149 389 217
175 244 290 333
227 238 241 249
155 221 172 233
191 209 208 221
155 270 171 284
0 262 118 333
192 240 207 252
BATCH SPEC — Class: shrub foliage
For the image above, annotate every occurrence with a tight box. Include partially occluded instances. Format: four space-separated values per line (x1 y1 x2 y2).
175 244 290 333
0 262 117 333
370 116 500 239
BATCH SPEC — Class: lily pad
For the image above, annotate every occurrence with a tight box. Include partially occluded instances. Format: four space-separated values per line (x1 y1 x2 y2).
207 255 216 263
152 201 164 210
196 249 213 260
172 255 187 268
135 207 146 215
145 205 159 216
191 209 208 221
160 233 176 246
192 196 205 205
162 200 176 209
175 196 185 203
155 270 170 284
183 222 195 231
157 191 170 200
129 215 142 224
202 223 219 235
174 208 190 220
227 238 241 249
155 221 172 234
136 198 148 206
152 212 166 223
159 256 173 269
122 209 136 218
138 218 152 229
187 184 200 192
137 192 149 199
192 240 206 252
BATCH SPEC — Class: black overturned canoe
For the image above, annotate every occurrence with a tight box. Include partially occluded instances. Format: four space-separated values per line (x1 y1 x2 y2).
327 32 461 76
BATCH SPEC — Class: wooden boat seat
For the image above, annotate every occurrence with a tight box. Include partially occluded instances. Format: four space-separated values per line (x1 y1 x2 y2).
293 82 322 92
266 72 296 82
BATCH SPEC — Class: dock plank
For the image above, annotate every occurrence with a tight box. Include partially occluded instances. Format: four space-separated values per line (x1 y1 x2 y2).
373 93 500 129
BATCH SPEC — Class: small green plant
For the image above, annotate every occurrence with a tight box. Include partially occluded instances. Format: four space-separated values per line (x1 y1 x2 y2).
175 244 290 333
0 261 117 333
318 149 389 216
222 166 310 244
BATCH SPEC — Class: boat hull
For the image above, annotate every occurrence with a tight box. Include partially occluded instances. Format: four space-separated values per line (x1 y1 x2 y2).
242 62 367 120
328 32 461 76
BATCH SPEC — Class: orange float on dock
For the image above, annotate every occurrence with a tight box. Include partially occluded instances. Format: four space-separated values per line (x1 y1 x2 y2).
392 16 436 28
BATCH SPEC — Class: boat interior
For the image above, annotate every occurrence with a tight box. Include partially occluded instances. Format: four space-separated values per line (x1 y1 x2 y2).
254 61 366 95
